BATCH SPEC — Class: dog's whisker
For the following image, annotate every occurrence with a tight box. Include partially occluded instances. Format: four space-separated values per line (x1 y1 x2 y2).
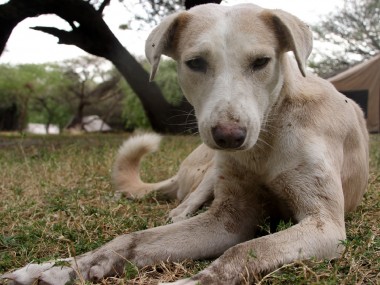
257 138 274 150
166 121 198 126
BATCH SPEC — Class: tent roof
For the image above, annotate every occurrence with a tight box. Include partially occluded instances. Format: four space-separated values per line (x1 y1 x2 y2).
328 54 380 82
328 54 380 132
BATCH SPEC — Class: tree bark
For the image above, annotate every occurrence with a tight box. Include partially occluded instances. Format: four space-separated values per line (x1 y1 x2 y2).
0 0 196 133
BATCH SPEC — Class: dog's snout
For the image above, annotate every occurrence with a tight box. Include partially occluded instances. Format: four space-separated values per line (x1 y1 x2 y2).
212 123 247 149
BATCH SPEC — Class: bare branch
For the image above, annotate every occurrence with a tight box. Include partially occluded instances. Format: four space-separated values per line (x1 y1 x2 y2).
31 26 75 45
98 0 111 14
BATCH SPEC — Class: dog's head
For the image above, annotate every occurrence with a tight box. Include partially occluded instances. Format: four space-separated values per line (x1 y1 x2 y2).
146 4 312 151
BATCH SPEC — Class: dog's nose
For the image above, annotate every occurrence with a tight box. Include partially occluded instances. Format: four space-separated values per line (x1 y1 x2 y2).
212 123 247 149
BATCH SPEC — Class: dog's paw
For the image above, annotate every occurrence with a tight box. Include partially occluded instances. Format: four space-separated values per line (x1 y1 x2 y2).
168 205 195 223
167 212 189 223
1 259 75 285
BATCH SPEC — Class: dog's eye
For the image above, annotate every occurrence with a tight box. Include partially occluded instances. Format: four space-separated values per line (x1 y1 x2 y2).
185 57 207 72
250 57 271 71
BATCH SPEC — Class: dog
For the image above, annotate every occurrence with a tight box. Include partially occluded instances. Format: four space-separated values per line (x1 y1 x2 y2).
2 3 369 285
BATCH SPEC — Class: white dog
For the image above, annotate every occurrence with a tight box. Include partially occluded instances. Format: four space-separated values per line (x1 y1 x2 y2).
2 3 368 285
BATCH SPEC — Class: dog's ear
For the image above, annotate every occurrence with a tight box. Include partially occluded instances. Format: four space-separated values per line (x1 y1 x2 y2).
145 12 190 81
262 9 313 77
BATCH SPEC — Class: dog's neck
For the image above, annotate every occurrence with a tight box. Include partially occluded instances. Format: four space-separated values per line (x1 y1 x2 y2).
280 55 311 100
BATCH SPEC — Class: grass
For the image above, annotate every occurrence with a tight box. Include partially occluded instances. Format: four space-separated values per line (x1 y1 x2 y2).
0 133 379 284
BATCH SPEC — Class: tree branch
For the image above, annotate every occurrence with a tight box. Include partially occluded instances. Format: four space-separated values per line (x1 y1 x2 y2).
98 0 111 14
88 75 120 100
31 26 77 45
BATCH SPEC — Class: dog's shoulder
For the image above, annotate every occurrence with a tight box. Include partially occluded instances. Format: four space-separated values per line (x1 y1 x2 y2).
278 69 365 137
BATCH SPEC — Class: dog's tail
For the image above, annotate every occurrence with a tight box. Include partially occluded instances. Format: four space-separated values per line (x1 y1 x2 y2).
112 133 178 199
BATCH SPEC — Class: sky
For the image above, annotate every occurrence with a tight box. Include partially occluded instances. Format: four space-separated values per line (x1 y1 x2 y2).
0 0 344 65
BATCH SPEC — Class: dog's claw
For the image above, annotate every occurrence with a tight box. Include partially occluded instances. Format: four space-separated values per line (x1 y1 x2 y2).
1 262 55 285
1 261 75 285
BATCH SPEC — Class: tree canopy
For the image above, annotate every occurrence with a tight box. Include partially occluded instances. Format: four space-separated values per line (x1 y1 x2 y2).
0 63 71 130
311 0 380 78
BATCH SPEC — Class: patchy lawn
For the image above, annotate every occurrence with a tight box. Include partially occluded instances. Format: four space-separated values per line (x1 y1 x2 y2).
0 133 379 284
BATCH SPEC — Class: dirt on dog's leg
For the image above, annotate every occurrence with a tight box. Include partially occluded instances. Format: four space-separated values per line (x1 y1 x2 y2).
1 194 259 285
163 214 346 285
163 169 348 285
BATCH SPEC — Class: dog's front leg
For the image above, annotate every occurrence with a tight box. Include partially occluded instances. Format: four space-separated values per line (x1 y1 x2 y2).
162 167 348 285
1 192 258 285
163 213 346 285
169 167 215 222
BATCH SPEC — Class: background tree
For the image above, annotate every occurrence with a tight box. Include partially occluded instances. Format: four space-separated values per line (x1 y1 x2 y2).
0 61 125 132
61 56 122 131
0 63 70 131
310 0 380 78
27 65 72 132
121 0 182 29
0 0 198 133
122 0 221 28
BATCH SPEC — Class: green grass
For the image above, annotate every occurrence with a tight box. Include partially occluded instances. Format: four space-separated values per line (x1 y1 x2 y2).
0 133 379 284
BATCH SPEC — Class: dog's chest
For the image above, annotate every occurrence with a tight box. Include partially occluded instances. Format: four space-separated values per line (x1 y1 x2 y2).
221 149 270 179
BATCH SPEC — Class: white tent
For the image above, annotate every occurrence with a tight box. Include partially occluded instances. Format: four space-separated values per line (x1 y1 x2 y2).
82 115 111 132
26 123 60 134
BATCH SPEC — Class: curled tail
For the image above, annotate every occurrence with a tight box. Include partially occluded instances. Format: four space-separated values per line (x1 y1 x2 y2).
112 133 178 199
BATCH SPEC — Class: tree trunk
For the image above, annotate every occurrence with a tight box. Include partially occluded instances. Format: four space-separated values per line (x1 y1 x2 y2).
108 42 195 133
0 0 196 133
67 100 86 130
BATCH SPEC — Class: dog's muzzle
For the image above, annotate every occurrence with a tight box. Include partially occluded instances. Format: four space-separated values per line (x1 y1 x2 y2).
211 123 247 149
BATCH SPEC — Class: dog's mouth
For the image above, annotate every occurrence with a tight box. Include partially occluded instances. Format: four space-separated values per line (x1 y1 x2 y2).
210 144 248 152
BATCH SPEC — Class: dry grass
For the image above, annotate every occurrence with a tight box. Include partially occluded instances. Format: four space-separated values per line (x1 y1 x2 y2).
0 133 379 284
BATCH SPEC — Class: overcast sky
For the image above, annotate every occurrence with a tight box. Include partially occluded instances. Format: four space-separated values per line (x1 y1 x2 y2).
0 0 344 65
